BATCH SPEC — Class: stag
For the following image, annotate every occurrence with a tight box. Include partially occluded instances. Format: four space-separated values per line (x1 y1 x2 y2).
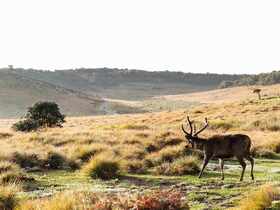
181 116 254 181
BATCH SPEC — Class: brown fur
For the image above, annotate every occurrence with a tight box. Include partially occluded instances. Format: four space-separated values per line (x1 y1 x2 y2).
182 118 254 181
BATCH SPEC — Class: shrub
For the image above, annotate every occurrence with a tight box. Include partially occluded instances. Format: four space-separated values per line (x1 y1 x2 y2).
133 190 188 210
82 153 120 180
16 190 189 210
12 101 65 132
92 190 188 210
12 119 40 132
0 184 19 210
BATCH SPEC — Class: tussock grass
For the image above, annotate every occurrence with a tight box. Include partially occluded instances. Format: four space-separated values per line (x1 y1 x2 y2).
120 159 146 173
72 143 109 162
245 116 280 132
11 152 43 169
16 192 84 210
231 185 279 210
0 184 19 210
81 153 120 180
210 119 240 130
145 144 185 167
153 156 200 175
0 161 21 174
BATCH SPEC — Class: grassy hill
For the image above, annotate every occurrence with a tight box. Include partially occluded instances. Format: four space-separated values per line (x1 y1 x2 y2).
0 70 138 118
0 85 280 209
2 67 280 118
10 68 245 100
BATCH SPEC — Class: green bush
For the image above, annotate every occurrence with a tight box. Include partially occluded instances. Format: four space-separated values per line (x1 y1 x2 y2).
82 154 120 180
12 119 40 132
12 101 65 132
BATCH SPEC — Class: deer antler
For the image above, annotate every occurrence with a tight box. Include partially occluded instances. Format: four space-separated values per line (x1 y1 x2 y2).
193 118 209 136
181 116 193 135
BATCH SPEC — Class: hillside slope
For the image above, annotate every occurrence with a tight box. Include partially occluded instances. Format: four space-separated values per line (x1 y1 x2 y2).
0 70 138 118
11 68 245 100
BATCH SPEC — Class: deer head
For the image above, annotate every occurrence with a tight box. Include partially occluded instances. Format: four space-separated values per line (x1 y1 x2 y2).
181 116 209 148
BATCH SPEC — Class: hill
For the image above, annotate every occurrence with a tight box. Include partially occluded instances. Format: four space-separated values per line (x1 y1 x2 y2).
2 67 280 117
219 70 280 88
0 85 280 209
0 70 138 118
10 68 245 100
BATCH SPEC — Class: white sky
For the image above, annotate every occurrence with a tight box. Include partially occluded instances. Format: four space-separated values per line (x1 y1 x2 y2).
0 0 280 74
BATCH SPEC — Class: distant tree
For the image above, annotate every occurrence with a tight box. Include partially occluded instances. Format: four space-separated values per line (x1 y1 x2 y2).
12 101 65 132
253 88 262 100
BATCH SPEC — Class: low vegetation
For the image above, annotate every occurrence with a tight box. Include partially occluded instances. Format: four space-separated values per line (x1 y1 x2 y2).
81 153 120 180
0 184 19 210
0 91 280 209
12 101 65 132
16 190 188 210
230 185 279 210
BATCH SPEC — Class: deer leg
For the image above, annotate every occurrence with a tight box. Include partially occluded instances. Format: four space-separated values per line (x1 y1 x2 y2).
237 157 246 181
219 159 224 180
199 155 211 178
246 156 254 180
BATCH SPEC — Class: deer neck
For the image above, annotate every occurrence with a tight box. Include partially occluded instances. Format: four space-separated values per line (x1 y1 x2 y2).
192 136 207 143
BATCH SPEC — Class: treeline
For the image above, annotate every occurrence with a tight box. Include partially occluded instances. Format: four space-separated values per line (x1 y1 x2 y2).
219 71 280 88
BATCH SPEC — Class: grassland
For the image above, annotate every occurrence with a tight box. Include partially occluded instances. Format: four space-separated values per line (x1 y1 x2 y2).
1 85 280 209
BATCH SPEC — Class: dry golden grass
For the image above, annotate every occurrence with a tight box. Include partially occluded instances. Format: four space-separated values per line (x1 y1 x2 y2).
0 86 279 179
0 85 280 209
230 185 279 210
0 93 279 177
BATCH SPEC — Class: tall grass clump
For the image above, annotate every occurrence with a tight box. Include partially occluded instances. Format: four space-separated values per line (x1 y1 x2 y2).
81 153 120 180
144 145 185 167
11 152 43 169
16 192 83 210
245 116 280 131
0 184 19 210
210 119 240 130
0 161 21 174
73 144 109 162
230 185 278 210
153 156 200 175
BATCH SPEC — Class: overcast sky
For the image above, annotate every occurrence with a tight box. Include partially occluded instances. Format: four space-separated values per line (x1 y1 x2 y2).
0 0 280 74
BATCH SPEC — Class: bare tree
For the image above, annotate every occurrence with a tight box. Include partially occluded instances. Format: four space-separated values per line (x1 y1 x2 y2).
182 116 254 181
